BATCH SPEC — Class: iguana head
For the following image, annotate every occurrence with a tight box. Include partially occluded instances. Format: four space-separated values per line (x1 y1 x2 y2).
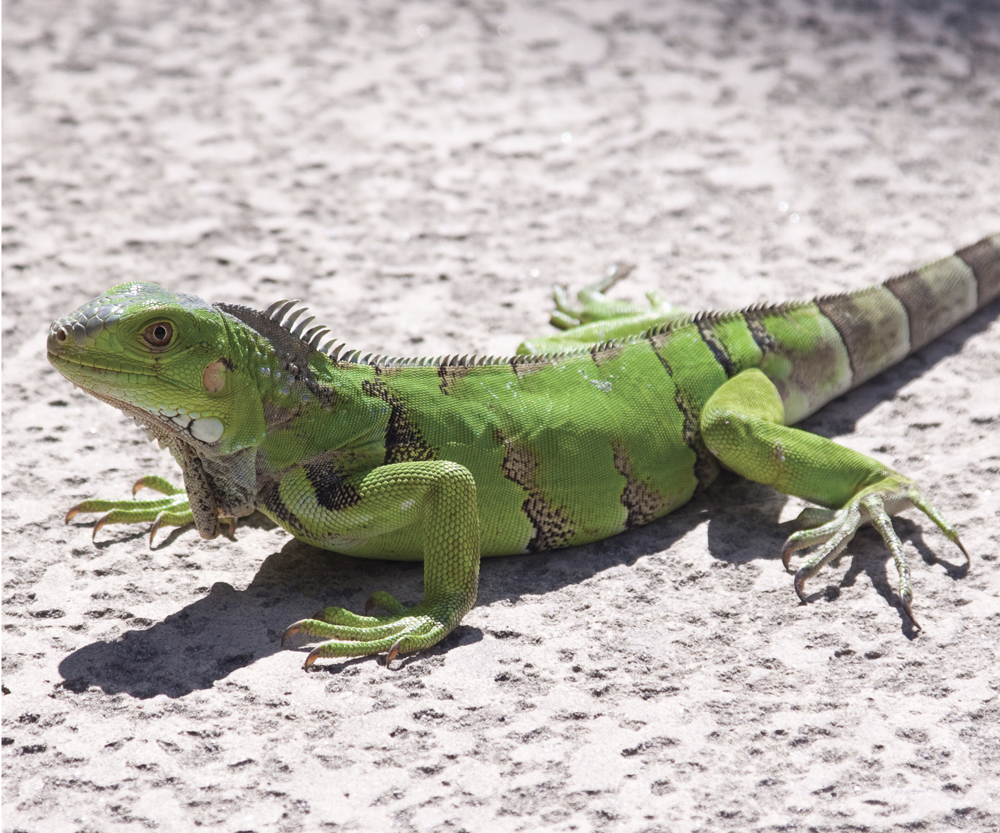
47 282 265 456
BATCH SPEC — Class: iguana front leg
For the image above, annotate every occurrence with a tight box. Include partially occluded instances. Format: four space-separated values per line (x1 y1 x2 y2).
66 476 200 545
700 369 968 628
277 460 481 668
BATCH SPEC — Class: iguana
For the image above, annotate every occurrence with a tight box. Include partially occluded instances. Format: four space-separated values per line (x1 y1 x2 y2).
47 235 1000 668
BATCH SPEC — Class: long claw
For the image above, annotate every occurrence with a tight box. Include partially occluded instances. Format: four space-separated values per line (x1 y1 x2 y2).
793 568 809 603
64 482 194 545
386 638 404 667
781 473 969 629
282 620 308 646
954 536 970 568
148 516 166 547
92 514 111 541
304 648 321 670
781 541 795 572
901 596 921 632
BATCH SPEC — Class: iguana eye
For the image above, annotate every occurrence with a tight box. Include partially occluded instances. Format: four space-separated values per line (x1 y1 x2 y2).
142 321 174 348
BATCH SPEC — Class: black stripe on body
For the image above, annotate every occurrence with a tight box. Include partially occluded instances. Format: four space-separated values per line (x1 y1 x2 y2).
495 429 575 552
303 378 338 409
590 343 625 367
262 400 300 432
258 479 307 535
509 354 548 379
813 296 861 377
738 308 780 355
956 236 1000 306
644 333 719 491
304 463 364 513
612 442 668 529
437 362 471 394
361 379 436 464
696 319 736 377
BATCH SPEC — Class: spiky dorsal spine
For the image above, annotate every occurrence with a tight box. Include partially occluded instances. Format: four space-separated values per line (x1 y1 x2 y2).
235 291 814 374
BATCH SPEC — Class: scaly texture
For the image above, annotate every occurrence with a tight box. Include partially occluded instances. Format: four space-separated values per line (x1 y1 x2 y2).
47 235 1000 665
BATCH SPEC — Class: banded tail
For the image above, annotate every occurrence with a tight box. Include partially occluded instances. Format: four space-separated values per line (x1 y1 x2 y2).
754 234 1000 424
830 233 1000 384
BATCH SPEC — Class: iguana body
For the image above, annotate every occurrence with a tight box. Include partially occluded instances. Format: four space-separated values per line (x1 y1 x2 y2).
48 236 1000 666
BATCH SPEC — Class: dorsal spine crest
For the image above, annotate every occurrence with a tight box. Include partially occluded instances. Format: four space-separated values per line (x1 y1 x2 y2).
247 291 819 374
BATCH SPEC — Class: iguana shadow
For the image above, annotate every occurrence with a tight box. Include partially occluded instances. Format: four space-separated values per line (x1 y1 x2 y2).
56 505 708 699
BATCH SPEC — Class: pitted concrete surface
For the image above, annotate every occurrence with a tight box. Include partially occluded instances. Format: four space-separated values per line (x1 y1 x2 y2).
3 1 999 831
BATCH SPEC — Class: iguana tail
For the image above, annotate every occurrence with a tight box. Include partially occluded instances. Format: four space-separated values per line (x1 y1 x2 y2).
754 233 1000 424
888 234 1000 345
819 233 1000 388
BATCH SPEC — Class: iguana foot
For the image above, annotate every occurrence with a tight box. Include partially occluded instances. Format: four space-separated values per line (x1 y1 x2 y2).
517 262 685 354
65 476 197 545
780 474 969 629
282 590 471 669
548 262 639 329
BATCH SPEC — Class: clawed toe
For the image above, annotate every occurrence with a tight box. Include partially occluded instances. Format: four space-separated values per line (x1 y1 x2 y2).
792 568 809 604
780 475 968 631
64 488 194 545
281 592 471 670
281 619 309 646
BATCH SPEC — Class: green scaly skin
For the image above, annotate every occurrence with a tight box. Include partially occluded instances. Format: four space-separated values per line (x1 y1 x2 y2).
48 235 1000 667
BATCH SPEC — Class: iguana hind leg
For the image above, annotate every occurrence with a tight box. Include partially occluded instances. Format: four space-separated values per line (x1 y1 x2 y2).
517 262 685 355
700 368 968 628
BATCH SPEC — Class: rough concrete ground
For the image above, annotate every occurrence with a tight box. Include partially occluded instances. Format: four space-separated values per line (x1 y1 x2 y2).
3 1 999 831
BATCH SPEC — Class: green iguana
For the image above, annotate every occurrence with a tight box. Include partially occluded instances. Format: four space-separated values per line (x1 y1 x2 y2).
48 236 999 668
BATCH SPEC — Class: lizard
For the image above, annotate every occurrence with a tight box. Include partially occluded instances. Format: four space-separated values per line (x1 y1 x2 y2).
47 235 1000 668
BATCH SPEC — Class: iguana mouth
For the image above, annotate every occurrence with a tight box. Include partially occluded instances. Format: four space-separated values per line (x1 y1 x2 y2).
51 351 226 448
47 350 158 379
82 388 190 451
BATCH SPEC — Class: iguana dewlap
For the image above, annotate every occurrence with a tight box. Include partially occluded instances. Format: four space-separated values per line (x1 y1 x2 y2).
47 236 1000 667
